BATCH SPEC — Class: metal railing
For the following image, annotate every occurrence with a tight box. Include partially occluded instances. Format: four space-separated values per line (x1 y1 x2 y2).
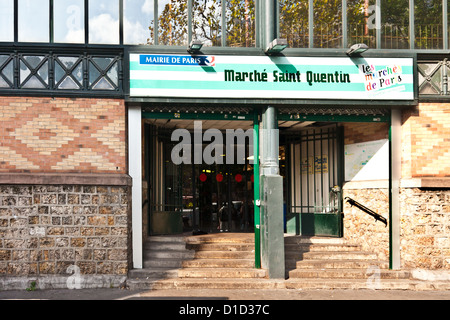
345 197 387 226
281 23 446 50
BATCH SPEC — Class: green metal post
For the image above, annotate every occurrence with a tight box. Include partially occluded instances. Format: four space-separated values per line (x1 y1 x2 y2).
389 124 393 269
253 111 261 269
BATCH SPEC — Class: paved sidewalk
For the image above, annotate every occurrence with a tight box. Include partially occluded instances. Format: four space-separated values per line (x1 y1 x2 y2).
1 287 449 300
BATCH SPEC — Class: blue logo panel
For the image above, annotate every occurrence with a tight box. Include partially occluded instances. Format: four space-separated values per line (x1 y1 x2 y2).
139 55 215 67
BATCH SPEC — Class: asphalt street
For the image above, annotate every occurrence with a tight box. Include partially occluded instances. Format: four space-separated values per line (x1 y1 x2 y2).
0 287 449 300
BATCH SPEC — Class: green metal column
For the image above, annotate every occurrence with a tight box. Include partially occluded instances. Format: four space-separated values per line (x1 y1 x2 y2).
258 0 285 280
260 106 285 279
253 111 261 269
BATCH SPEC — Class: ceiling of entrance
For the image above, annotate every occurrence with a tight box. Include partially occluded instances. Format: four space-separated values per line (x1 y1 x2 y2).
145 119 317 131
146 119 254 130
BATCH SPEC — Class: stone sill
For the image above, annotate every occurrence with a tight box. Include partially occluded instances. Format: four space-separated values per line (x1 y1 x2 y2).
0 173 132 186
344 178 450 190
401 178 450 189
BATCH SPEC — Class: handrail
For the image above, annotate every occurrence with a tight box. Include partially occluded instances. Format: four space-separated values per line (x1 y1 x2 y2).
345 197 387 227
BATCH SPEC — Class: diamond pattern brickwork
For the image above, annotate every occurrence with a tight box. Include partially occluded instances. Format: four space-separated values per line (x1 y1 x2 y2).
0 97 126 173
402 103 450 178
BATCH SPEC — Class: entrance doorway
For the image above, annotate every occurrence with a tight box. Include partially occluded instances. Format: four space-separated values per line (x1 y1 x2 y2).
144 119 255 235
282 124 344 237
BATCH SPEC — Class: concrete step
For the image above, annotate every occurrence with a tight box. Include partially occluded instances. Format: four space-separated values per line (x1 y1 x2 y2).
145 235 188 243
300 251 378 260
284 235 345 245
194 250 254 259
128 267 179 279
130 277 450 291
143 258 185 268
284 278 424 290
178 268 267 279
186 233 255 244
127 235 193 290
285 243 361 252
144 242 187 251
289 268 411 279
186 243 254 252
182 258 255 268
126 278 159 290
285 278 450 290
151 278 285 290
144 250 195 260
290 259 389 270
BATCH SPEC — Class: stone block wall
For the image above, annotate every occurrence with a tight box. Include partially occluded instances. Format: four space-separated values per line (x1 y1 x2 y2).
0 182 131 289
399 188 450 269
342 186 390 262
343 186 450 270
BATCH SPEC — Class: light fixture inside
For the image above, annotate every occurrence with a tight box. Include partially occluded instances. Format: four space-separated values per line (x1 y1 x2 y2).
265 38 288 55
188 40 203 53
346 43 369 56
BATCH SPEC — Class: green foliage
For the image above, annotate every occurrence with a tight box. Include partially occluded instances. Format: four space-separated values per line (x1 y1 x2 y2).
148 0 445 49
149 0 255 47
26 281 37 292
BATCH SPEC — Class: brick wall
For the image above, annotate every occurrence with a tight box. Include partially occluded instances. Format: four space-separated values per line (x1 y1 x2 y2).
0 96 126 173
343 122 389 145
402 103 450 178
344 103 450 179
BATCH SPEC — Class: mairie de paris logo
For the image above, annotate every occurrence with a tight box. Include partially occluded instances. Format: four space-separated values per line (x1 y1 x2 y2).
139 54 215 67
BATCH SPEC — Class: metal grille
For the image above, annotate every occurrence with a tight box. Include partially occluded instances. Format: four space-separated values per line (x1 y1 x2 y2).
0 49 123 96
418 59 449 95
142 104 255 115
284 126 341 215
278 106 390 117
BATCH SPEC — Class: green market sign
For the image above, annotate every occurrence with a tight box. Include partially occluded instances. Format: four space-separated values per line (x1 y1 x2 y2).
129 54 414 100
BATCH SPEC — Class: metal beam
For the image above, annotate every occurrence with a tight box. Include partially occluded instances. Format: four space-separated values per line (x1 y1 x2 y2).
261 106 279 175
142 111 254 121
309 0 314 48
129 105 143 269
264 0 276 48
409 0 414 50
389 109 402 270
443 0 448 50
278 113 391 123
342 0 347 48
376 0 381 49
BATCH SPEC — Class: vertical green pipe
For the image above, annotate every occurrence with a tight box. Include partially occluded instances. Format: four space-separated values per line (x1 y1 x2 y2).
253 111 261 269
388 123 393 269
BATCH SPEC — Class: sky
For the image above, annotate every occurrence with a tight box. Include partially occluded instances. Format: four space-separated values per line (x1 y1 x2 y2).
0 0 170 44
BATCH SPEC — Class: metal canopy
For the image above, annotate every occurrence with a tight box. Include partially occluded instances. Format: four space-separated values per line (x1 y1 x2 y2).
142 104 392 124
